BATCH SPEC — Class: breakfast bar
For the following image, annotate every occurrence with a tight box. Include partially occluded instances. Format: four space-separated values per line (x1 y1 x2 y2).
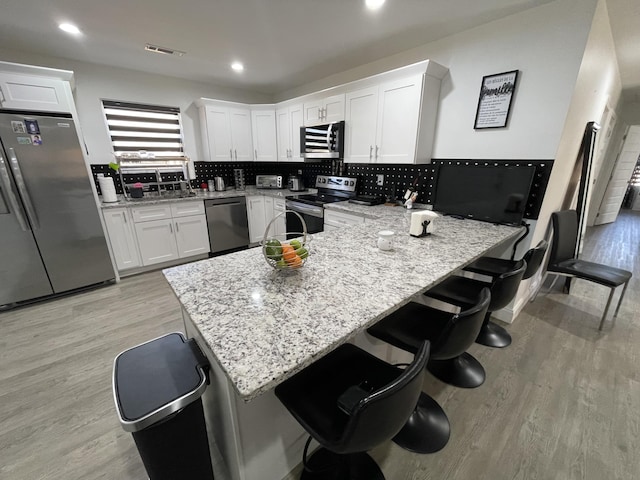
163 209 523 480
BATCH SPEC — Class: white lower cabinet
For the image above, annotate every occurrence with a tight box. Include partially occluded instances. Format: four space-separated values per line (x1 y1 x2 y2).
104 201 209 271
273 198 286 240
175 215 210 257
135 219 180 266
247 196 287 243
102 208 141 271
247 196 267 244
324 209 366 229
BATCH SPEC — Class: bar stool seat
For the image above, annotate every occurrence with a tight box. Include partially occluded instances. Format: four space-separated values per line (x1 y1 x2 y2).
275 341 430 479
368 288 491 392
425 259 527 348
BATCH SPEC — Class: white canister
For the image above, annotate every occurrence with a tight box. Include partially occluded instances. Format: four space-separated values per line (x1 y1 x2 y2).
377 230 395 251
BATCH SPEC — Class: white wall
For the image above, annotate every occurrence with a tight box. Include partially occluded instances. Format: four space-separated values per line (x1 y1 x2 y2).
0 47 271 165
277 0 598 161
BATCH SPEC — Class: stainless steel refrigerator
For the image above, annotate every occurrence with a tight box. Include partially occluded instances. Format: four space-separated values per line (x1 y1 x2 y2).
0 111 114 308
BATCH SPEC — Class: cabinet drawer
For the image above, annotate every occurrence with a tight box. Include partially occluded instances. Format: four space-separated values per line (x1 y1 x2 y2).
171 201 205 218
324 209 366 227
131 205 172 222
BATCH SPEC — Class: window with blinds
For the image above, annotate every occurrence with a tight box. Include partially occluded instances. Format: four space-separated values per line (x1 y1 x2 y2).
102 100 185 158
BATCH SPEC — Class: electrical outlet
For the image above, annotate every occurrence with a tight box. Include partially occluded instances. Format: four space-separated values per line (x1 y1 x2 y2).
376 174 384 186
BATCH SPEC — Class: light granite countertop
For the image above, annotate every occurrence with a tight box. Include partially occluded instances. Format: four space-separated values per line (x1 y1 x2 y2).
99 186 315 209
163 206 523 401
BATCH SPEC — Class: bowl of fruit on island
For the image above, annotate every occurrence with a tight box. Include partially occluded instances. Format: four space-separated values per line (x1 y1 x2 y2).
263 238 309 270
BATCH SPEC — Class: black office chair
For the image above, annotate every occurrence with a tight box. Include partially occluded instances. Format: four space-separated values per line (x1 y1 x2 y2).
275 341 430 480
368 288 491 393
463 239 549 283
542 210 632 331
424 259 527 348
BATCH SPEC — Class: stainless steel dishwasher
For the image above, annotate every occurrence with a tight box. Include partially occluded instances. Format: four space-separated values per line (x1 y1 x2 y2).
205 197 250 253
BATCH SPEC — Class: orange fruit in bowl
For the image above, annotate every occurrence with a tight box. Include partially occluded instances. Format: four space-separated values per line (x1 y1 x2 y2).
288 255 303 268
283 249 297 263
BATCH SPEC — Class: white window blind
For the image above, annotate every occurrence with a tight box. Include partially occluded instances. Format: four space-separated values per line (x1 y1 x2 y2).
102 100 185 158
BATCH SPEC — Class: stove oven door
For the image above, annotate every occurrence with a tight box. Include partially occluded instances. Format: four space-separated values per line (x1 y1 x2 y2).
285 201 324 239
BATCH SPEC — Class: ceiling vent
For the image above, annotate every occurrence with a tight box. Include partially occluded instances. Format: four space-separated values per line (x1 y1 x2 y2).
144 44 186 57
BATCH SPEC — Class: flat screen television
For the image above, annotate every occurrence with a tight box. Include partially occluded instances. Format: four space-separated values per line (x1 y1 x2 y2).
433 164 535 226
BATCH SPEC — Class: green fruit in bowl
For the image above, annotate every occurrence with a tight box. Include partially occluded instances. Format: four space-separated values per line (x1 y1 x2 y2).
295 247 309 259
276 259 288 269
289 239 302 250
265 239 283 260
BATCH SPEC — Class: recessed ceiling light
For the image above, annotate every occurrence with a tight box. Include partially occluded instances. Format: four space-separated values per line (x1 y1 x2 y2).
365 0 385 11
231 62 244 73
59 23 81 35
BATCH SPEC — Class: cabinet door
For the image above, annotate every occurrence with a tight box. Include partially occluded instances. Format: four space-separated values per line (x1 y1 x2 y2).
376 75 422 164
247 196 267 244
134 219 179 266
323 93 345 123
205 106 234 161
273 199 287 240
251 109 277 162
344 86 378 163
102 208 141 271
0 73 71 113
303 100 323 126
276 108 291 161
229 107 253 162
175 215 210 258
289 104 304 161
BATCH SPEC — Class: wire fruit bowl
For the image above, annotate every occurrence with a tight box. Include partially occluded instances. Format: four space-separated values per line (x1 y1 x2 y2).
261 210 310 270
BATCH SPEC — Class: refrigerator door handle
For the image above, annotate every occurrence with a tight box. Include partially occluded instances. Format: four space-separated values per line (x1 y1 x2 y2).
0 152 29 231
7 148 39 230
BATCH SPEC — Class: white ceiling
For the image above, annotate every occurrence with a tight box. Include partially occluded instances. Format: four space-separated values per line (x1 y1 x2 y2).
0 0 637 100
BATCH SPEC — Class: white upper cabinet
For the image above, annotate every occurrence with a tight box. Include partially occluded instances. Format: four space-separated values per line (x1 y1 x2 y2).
251 108 278 162
276 103 304 162
376 76 423 164
303 93 345 126
345 67 444 164
199 101 253 162
0 72 72 113
199 60 447 165
344 86 379 163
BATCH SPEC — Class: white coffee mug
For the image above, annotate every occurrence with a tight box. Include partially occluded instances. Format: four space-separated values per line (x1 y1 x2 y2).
377 230 395 251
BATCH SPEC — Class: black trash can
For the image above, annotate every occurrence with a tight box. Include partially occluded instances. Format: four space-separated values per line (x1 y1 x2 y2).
113 332 213 480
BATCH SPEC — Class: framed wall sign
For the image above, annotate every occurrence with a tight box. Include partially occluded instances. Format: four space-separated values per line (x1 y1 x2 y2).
473 70 519 129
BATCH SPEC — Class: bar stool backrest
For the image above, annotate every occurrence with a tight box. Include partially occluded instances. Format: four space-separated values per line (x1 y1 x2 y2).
338 340 430 453
522 239 549 280
489 259 527 311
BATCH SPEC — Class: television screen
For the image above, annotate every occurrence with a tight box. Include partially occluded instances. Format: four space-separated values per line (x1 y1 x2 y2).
433 164 535 225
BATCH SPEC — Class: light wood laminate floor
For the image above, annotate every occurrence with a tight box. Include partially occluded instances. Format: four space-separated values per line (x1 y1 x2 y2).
1 211 638 480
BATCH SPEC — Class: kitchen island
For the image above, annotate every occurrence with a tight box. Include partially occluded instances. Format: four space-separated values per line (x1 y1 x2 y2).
163 208 523 480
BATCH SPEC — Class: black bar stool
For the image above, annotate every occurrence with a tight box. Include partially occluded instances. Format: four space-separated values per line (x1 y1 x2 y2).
424 259 527 348
463 239 548 283
275 341 430 480
368 288 490 391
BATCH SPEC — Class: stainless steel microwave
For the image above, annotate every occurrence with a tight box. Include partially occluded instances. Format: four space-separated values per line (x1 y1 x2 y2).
300 121 345 160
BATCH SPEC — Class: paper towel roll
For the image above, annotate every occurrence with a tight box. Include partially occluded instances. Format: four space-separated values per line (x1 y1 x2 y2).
97 175 118 203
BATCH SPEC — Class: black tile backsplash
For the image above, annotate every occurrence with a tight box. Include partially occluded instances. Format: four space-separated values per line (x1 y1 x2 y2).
91 159 551 220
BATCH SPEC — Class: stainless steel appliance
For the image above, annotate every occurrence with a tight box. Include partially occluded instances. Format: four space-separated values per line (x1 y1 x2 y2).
300 121 345 160
288 175 305 191
0 111 115 308
285 175 357 239
205 197 249 253
256 174 284 189
213 176 225 191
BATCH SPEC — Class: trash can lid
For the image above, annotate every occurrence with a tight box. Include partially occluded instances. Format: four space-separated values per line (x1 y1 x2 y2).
113 332 209 432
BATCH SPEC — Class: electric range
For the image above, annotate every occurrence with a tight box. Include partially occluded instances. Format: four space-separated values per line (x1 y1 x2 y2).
285 175 357 237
